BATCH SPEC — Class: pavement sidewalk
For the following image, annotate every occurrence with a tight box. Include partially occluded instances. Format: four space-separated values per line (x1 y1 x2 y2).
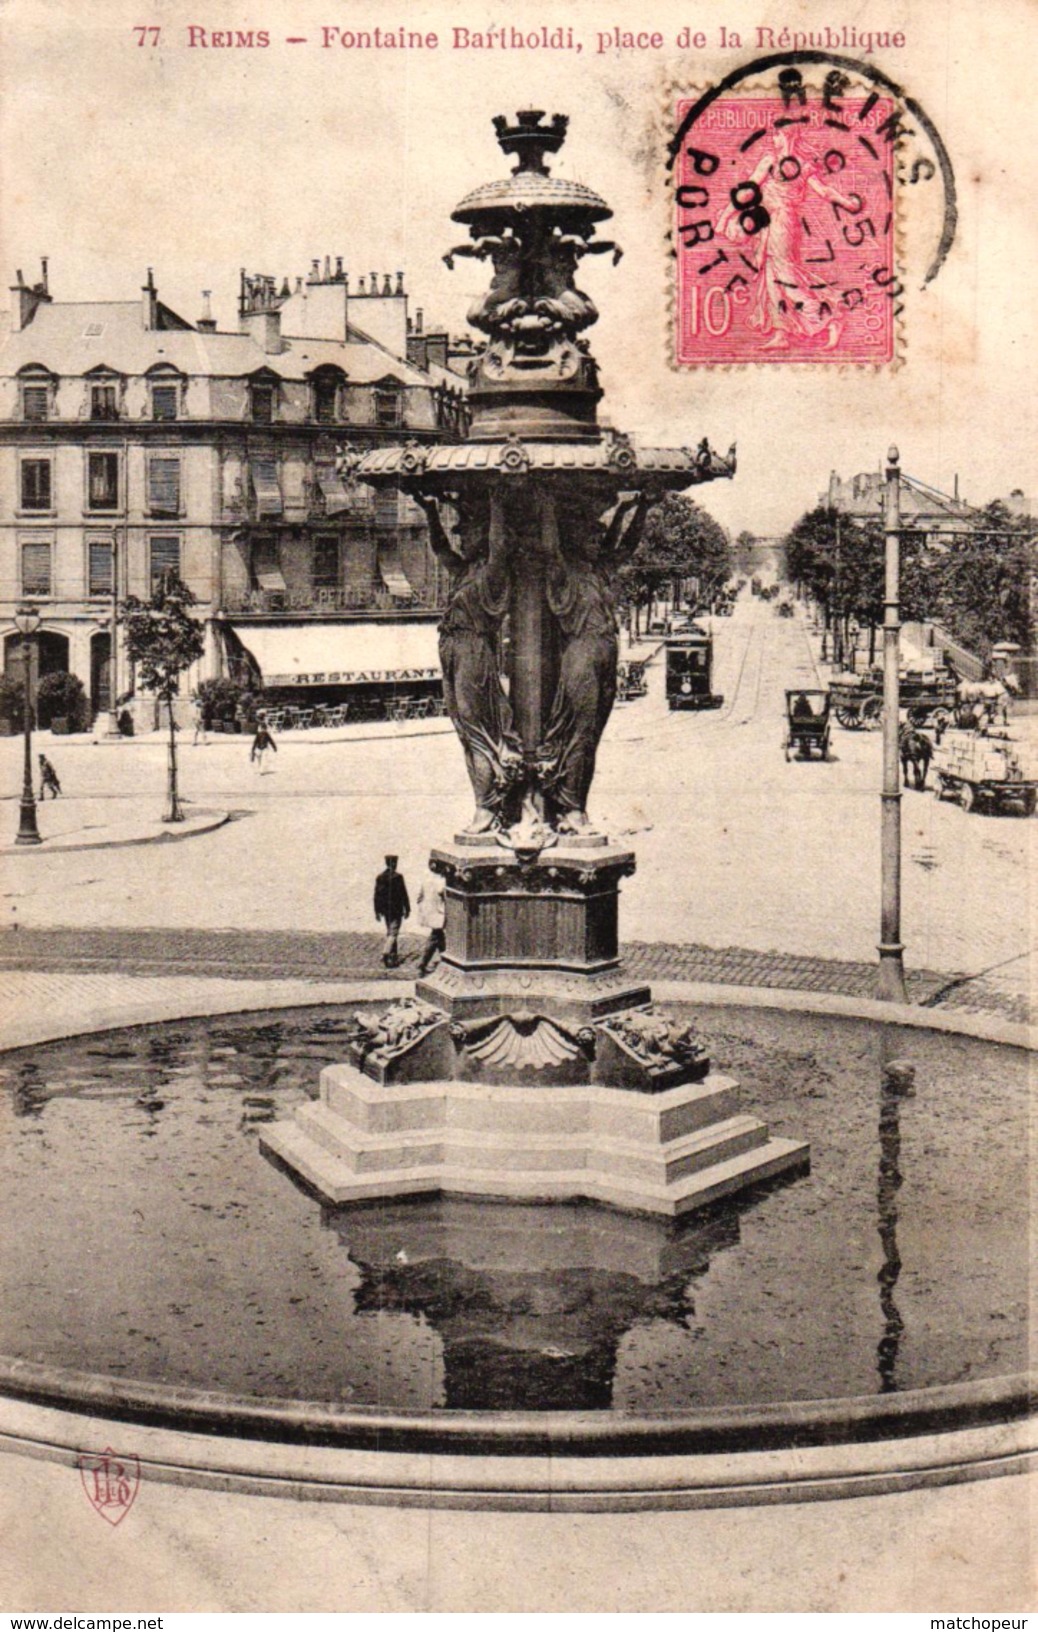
0 797 228 854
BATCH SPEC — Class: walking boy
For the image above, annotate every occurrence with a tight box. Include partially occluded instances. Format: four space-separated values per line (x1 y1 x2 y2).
38 753 61 799
374 855 410 969
250 722 277 773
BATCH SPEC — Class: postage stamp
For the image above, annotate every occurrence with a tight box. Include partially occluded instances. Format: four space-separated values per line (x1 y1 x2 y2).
673 86 898 366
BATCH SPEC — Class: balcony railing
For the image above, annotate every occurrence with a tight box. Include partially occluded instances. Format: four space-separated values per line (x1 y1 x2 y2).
223 584 447 616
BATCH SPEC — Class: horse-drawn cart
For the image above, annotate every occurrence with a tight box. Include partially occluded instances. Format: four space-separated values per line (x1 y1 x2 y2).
784 689 832 761
932 730 1037 815
828 674 882 730
828 667 958 731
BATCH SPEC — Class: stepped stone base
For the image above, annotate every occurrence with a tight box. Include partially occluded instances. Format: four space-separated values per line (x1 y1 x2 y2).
260 1061 810 1219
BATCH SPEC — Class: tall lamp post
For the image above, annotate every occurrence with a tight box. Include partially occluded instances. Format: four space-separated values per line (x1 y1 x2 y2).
14 604 42 846
878 447 907 1001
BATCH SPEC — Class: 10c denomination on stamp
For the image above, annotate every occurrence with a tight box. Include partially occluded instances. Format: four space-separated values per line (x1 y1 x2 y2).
673 75 901 366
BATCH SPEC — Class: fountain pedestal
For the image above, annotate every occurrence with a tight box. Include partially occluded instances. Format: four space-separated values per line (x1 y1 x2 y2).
261 108 809 1218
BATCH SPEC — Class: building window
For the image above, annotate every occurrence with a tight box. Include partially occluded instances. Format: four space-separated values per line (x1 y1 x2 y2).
21 459 52 511
313 376 338 424
375 384 402 426
149 535 181 592
88 538 114 596
22 385 49 422
151 384 178 421
90 383 120 421
250 535 286 592
250 383 275 424
21 540 52 596
313 534 340 589
87 452 119 510
147 456 181 515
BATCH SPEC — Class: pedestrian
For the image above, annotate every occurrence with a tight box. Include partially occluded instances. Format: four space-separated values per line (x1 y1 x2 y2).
250 721 277 773
416 867 447 976
191 693 209 746
374 854 410 969
38 753 61 799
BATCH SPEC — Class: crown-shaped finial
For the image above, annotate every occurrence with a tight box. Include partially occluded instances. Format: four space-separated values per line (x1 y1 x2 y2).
491 110 569 175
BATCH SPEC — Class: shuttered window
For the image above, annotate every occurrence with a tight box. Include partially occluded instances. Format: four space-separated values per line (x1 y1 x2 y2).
149 535 180 592
374 488 399 528
88 539 114 595
21 460 51 511
313 535 340 589
151 385 178 421
313 377 338 423
88 452 119 509
21 541 52 596
375 386 402 426
250 384 275 424
251 536 286 592
251 458 282 517
22 386 49 422
148 457 181 515
90 384 119 421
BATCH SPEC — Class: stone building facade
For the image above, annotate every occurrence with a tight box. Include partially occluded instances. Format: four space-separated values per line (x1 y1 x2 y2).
0 258 467 723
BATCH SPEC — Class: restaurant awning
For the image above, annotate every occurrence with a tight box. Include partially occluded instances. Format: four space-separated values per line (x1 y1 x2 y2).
229 620 441 687
377 541 412 599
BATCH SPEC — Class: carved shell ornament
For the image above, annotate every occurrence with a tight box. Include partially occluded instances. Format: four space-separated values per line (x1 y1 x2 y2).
398 440 427 477
606 431 637 473
498 435 531 474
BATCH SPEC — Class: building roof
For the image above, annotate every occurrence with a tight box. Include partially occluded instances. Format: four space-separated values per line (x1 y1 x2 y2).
830 470 977 525
0 299 447 387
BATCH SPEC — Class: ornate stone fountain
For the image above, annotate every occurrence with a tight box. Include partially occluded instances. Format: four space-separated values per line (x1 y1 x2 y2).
262 111 808 1215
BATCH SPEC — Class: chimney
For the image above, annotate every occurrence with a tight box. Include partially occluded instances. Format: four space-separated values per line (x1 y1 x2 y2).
324 255 331 280
142 267 158 329
358 277 366 294
8 265 52 332
953 473 959 501
370 271 378 293
828 470 840 508
396 270 404 295
336 256 344 278
40 257 49 294
415 307 424 335
309 259 320 284
197 290 217 332
382 273 392 295
241 305 282 353
425 332 449 371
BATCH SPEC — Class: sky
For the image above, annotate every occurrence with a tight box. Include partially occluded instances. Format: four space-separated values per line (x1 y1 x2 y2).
1 0 1034 537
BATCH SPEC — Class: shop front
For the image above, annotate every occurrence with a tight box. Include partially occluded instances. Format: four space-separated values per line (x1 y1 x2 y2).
221 617 443 722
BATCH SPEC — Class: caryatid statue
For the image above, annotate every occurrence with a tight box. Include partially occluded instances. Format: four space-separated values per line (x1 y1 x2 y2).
412 490 523 835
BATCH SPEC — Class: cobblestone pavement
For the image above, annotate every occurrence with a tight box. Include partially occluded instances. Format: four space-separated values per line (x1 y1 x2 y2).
0 924 1028 1022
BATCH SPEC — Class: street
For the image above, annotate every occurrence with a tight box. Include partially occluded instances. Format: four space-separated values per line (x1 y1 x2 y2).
0 592 1031 997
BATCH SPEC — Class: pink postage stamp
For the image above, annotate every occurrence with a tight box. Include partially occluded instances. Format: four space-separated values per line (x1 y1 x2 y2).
674 90 898 366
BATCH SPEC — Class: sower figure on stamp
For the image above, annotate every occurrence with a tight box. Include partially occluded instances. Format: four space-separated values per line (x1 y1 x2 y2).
537 489 650 834
374 854 410 970
414 490 522 834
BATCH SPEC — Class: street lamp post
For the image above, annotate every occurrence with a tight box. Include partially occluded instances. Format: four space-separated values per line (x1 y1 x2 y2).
878 447 907 1001
13 604 42 846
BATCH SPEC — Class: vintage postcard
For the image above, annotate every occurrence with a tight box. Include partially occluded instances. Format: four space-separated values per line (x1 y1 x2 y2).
0 0 1034 1614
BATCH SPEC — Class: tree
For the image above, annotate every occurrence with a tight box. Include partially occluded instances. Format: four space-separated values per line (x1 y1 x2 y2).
619 494 732 629
118 572 205 821
928 502 1035 660
733 529 757 577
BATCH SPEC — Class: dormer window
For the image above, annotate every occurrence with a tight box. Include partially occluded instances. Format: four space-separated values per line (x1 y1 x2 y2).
18 366 55 422
374 378 403 427
90 383 120 421
250 382 275 424
152 384 178 421
310 366 344 425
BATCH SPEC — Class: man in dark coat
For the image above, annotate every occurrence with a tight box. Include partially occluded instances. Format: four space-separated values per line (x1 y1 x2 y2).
374 855 410 969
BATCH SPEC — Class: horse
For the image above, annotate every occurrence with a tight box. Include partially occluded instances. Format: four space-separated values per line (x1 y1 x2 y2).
899 723 933 789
